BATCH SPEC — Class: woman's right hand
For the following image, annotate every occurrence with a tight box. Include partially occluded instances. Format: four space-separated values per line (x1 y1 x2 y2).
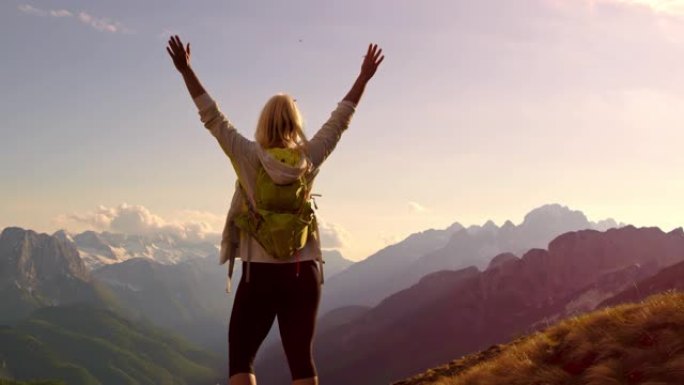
359 43 384 82
166 35 192 73
342 43 385 105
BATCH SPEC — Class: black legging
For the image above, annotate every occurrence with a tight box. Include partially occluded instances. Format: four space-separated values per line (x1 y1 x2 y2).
228 260 321 380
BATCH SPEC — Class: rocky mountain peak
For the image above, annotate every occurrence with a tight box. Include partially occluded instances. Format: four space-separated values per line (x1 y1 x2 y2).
521 204 589 230
52 229 74 243
446 222 465 233
0 227 89 287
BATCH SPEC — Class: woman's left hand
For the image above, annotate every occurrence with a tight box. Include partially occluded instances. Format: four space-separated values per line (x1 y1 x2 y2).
166 35 192 73
359 43 384 82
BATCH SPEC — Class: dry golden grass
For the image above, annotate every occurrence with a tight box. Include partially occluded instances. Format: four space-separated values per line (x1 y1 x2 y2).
399 291 684 385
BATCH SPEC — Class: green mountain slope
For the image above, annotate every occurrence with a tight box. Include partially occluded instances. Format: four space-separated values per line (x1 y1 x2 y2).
394 291 684 385
93 256 232 356
0 305 222 385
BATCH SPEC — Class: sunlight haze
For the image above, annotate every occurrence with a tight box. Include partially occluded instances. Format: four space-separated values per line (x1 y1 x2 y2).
2 0 684 261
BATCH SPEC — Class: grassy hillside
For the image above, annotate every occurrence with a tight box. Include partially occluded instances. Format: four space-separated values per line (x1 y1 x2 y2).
0 305 223 385
93 256 232 356
394 291 684 385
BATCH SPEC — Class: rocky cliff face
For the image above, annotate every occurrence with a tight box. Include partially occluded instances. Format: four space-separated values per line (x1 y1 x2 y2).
0 227 106 323
0 227 90 288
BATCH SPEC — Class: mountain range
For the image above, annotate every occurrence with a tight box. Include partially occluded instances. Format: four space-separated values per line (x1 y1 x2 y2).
53 229 356 277
0 228 224 385
4 204 681 385
53 230 218 270
1 227 356 359
392 290 684 385
255 225 684 385
318 204 622 314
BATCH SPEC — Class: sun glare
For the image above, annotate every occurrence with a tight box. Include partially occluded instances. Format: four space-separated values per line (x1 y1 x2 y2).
618 0 684 14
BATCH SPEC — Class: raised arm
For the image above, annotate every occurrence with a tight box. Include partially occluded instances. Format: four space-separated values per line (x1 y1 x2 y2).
166 35 256 168
166 35 206 100
307 43 385 167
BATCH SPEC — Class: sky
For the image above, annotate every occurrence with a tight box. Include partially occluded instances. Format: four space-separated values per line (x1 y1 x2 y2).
2 0 684 261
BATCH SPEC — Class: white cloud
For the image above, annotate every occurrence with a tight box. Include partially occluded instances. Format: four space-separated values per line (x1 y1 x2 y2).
53 203 220 242
17 4 132 34
175 209 225 228
107 204 166 234
317 220 351 250
55 205 354 248
50 9 73 18
18 4 47 16
408 201 430 214
77 11 131 33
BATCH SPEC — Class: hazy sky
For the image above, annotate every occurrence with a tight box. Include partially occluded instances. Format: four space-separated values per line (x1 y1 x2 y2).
2 0 684 260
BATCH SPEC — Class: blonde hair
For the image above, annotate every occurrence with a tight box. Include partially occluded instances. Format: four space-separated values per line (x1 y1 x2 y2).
255 93 308 149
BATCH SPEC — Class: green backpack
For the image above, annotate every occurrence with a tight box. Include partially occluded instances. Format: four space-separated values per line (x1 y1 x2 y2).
233 148 317 261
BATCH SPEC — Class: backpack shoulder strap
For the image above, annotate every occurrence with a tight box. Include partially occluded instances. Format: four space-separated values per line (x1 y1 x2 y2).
226 158 260 292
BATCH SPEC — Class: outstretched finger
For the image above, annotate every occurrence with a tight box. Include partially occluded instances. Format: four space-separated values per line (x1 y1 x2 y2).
168 37 179 54
174 35 184 51
186 42 190 55
376 55 385 66
166 46 175 60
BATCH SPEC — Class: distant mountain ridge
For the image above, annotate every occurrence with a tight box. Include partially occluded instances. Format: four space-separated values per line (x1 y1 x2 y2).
320 204 621 313
53 229 218 269
52 228 356 277
315 222 466 313
321 249 354 278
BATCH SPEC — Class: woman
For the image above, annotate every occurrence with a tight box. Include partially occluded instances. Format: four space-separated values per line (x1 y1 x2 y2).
166 35 384 385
